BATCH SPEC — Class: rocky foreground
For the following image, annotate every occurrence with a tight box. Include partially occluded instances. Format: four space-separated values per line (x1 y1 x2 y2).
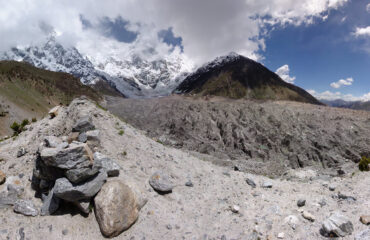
0 97 369 239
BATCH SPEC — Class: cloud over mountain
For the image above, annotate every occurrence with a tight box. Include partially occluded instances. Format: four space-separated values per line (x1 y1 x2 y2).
275 65 296 84
330 77 353 89
0 0 349 66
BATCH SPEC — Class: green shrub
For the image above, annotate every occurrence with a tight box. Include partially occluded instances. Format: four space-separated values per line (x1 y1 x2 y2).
118 130 124 136
10 119 30 136
21 119 29 127
359 156 370 171
31 117 37 122
122 151 127 156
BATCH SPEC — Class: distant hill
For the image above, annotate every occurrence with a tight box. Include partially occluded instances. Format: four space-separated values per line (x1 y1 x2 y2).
0 61 102 136
321 99 370 111
175 53 322 105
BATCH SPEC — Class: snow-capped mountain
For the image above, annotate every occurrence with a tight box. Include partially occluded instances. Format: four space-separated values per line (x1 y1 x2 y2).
0 36 193 98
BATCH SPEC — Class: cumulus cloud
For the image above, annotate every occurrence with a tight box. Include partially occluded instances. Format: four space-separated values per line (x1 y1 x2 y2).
0 0 349 65
353 26 370 37
308 90 370 102
275 65 296 84
330 77 353 89
367 3 370 13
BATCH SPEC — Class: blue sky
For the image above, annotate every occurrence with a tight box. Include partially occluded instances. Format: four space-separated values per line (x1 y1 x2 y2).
262 0 370 101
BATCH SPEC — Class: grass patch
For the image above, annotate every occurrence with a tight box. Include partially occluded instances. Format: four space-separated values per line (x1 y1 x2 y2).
359 156 370 171
118 130 124 136
121 151 127 156
96 103 107 111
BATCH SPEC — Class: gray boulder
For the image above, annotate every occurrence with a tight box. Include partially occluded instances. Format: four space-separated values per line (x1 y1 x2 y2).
40 188 60 216
72 116 95 133
297 199 306 207
246 178 256 188
149 171 173 193
65 163 100 184
13 200 38 216
93 152 120 177
40 143 93 170
86 130 100 142
94 180 139 237
78 132 87 143
321 212 353 237
262 181 273 188
54 171 107 201
44 136 62 148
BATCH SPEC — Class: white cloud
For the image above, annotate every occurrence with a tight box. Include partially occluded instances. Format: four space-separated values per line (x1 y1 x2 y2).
367 3 370 13
330 77 353 89
353 26 370 37
275 65 296 84
0 0 349 65
308 89 370 102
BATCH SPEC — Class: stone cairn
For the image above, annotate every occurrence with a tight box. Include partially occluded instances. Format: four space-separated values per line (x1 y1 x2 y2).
31 115 120 216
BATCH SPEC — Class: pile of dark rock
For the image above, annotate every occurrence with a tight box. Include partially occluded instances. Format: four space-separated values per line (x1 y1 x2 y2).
31 115 120 216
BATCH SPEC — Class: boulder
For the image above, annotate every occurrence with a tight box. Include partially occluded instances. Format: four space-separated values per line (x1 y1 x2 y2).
0 170 5 185
44 136 62 148
321 212 353 237
86 130 100 142
246 178 256 188
13 200 38 216
40 143 93 170
149 171 173 194
65 163 101 184
54 171 107 201
360 215 370 225
93 152 120 177
78 132 87 143
302 211 315 222
94 180 139 238
40 188 60 216
297 199 306 207
262 181 273 188
48 106 60 119
72 116 95 133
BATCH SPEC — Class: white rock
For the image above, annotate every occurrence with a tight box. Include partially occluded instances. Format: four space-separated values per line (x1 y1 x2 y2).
277 232 285 239
302 211 315 222
321 212 353 237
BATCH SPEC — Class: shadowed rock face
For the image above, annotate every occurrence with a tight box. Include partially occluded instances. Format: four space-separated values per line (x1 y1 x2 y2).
106 95 370 176
175 54 322 105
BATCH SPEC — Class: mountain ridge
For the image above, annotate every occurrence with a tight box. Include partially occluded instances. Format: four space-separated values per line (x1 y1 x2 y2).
175 53 323 105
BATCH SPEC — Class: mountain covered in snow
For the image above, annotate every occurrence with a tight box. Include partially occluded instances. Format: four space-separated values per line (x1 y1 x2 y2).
0 36 193 98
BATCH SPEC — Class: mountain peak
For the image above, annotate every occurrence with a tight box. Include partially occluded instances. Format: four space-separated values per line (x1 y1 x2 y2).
175 54 322 105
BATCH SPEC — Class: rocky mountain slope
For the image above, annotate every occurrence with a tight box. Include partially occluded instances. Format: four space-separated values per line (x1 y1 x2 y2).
322 99 370 111
0 61 101 136
106 95 370 177
0 97 369 239
0 36 193 97
175 53 322 105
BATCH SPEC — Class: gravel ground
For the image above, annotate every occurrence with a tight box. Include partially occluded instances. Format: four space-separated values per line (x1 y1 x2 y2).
0 98 369 240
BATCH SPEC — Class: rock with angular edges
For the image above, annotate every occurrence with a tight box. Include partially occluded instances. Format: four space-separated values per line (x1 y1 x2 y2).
72 116 95 133
54 171 107 201
14 200 38 216
93 152 120 177
94 180 139 238
40 143 93 170
321 212 353 237
44 136 62 148
40 188 60 216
